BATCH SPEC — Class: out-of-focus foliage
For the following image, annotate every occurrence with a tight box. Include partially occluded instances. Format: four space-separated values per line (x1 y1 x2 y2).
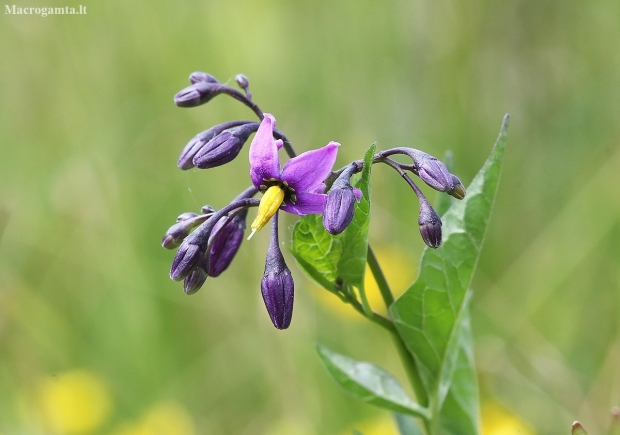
1 0 619 433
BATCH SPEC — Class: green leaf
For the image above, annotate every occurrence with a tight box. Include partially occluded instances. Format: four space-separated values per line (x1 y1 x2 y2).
336 143 375 288
316 344 430 420
288 213 342 291
389 115 510 435
394 413 426 435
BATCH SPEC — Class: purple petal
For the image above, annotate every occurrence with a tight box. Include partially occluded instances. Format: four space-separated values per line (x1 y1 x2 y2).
280 142 339 192
280 192 327 216
249 114 280 188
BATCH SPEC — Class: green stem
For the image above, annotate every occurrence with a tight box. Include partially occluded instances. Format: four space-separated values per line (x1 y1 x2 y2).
366 245 429 409
367 246 395 306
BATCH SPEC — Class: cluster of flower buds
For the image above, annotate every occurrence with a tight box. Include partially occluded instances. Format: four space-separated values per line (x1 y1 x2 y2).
162 71 466 329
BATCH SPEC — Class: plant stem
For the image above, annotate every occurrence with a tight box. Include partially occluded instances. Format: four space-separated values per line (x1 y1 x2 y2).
366 244 429 409
367 246 394 306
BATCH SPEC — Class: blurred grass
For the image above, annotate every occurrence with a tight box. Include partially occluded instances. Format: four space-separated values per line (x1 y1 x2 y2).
1 0 619 433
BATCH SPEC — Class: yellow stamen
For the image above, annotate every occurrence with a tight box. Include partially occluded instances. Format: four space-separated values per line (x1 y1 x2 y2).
248 185 285 240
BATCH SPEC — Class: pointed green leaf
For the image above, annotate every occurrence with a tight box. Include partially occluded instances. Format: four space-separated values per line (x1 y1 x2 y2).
389 115 509 434
316 344 430 420
336 143 375 288
289 213 342 291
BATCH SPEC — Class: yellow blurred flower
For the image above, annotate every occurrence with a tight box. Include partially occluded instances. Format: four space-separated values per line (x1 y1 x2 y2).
38 369 112 434
344 415 398 435
482 402 535 435
313 246 416 318
108 401 195 435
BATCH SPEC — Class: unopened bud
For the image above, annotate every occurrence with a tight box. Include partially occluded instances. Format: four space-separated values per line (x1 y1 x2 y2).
193 123 259 169
209 211 247 277
260 214 294 329
162 214 208 249
418 199 442 249
169 242 203 281
235 74 249 89
416 153 454 192
169 221 213 280
201 205 216 214
174 81 223 108
177 121 251 170
189 71 219 84
183 260 208 295
323 187 356 236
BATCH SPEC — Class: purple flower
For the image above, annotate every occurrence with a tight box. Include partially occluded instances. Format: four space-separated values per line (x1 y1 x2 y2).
247 113 339 238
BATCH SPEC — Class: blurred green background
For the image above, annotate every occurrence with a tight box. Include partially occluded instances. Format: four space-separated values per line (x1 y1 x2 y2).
1 0 619 434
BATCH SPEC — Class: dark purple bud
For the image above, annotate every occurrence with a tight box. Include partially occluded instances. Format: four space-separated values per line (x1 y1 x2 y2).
189 71 219 84
193 123 259 169
162 214 208 249
261 214 294 330
169 242 203 280
323 173 357 235
447 175 466 200
235 74 249 89
418 199 442 249
183 260 208 295
174 81 223 108
208 211 247 277
416 153 454 192
177 121 252 170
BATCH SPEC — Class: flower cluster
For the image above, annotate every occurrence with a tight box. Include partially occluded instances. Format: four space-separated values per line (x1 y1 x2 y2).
162 72 465 329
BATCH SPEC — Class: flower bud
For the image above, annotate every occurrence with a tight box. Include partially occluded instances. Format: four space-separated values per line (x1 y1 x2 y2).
447 175 466 200
193 123 259 169
174 81 223 108
162 214 208 249
177 121 251 170
261 214 294 329
416 153 454 192
169 219 214 280
208 211 247 277
169 242 203 280
183 260 208 295
189 71 219 84
323 185 356 236
201 205 216 214
418 199 442 249
235 74 249 89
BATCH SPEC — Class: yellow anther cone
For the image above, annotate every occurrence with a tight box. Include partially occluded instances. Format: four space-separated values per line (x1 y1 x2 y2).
248 186 285 239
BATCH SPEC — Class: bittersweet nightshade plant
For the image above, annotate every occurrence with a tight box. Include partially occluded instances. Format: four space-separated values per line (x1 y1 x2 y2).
160 70 520 434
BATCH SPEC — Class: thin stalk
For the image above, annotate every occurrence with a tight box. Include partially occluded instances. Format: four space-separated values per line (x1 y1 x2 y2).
366 243 429 408
367 246 394 307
